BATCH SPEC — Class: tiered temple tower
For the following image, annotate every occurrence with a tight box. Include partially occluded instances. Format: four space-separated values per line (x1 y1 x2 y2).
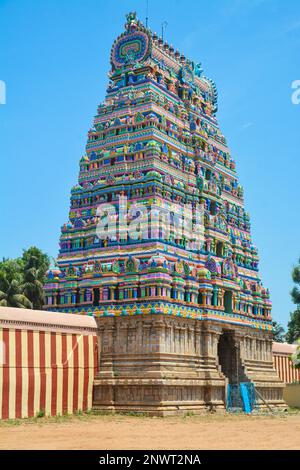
45 12 284 414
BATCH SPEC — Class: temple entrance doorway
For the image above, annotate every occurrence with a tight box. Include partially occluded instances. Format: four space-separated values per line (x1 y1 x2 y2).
218 330 255 411
217 330 247 385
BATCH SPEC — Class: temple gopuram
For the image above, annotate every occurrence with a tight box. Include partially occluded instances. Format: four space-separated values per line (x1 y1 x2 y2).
45 12 285 414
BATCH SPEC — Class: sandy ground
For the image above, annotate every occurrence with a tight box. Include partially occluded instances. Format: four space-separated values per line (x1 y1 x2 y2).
0 413 299 450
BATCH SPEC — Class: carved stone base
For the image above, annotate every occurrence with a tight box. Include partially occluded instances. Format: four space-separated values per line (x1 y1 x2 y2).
93 315 285 416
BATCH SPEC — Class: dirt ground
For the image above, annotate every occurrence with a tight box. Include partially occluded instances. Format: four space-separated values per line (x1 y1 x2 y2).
0 413 299 450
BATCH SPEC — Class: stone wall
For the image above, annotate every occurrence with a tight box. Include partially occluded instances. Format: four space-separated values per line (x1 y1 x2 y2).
273 342 300 384
93 314 285 415
283 383 300 408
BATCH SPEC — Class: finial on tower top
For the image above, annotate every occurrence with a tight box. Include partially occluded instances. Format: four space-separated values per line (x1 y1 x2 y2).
125 11 139 31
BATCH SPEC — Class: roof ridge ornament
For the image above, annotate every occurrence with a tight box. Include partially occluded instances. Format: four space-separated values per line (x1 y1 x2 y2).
125 11 139 31
111 14 151 71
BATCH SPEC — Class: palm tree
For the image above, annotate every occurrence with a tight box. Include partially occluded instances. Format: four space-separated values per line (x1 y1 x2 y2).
0 277 32 309
22 256 45 310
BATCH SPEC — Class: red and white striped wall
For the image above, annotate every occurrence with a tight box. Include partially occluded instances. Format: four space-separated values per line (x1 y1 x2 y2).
0 307 98 420
273 342 300 384
1 308 299 420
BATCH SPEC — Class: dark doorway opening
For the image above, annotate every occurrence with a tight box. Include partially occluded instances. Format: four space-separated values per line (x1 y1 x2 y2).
75 288 80 305
216 241 223 257
217 330 248 385
93 288 100 306
224 290 233 313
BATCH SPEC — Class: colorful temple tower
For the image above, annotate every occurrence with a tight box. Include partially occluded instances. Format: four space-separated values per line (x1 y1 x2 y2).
45 12 284 414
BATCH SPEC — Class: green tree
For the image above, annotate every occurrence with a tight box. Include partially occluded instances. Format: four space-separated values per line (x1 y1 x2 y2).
22 256 46 310
291 339 300 369
20 247 50 310
20 247 50 283
0 276 32 309
286 309 300 343
0 258 23 284
287 259 300 343
291 261 300 305
0 247 50 311
272 321 286 343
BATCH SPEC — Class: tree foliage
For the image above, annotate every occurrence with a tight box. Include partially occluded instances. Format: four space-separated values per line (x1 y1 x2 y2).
286 309 300 344
0 247 50 310
20 247 50 283
291 339 300 369
272 321 286 343
0 258 23 284
0 277 33 309
287 258 300 343
291 262 300 305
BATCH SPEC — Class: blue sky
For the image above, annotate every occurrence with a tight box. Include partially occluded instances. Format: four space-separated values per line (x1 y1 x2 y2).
0 0 299 327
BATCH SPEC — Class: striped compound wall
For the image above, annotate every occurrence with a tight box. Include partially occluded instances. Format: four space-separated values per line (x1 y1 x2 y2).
0 307 98 420
273 342 300 384
0 308 298 420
